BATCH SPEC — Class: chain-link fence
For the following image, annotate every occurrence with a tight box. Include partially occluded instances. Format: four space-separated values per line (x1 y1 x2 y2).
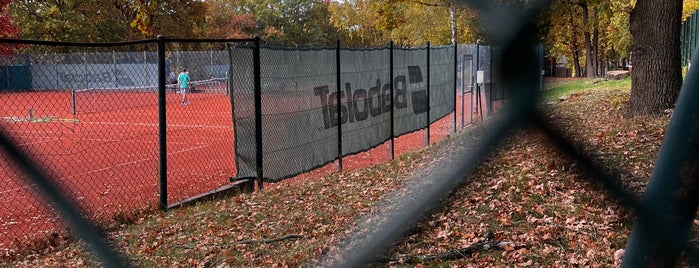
682 10 699 67
0 38 257 259
0 36 503 259
229 43 502 184
2 0 697 266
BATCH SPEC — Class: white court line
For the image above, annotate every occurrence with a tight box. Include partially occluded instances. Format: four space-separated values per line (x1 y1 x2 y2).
67 144 209 177
0 184 37 196
0 144 212 195
8 132 149 144
8 132 221 147
1 113 232 128
16 137 60 146
9 134 135 144
5 130 71 135
80 121 231 129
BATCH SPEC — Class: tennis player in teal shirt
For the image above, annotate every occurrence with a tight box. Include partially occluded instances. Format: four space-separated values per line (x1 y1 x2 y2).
178 67 191 106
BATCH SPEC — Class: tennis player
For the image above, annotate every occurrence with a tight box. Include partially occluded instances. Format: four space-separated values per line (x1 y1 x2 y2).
178 67 191 106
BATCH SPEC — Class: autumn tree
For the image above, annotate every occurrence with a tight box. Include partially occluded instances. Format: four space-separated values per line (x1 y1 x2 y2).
683 0 699 20
204 1 256 39
273 0 337 46
541 0 595 77
389 0 477 46
627 0 682 116
600 0 632 70
328 0 477 47
9 0 207 42
0 0 18 55
203 0 336 46
328 0 387 46
541 2 585 76
577 0 601 77
9 0 141 42
583 0 634 76
129 0 208 38
0 0 16 37
540 0 633 77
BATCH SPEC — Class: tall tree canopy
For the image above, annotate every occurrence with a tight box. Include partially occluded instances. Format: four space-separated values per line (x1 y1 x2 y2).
0 0 17 55
9 0 207 41
5 0 698 79
0 0 16 37
9 0 141 41
328 0 477 47
328 0 386 46
203 0 337 46
146 0 208 38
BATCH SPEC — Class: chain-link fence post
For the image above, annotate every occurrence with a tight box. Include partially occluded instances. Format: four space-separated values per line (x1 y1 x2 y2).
336 40 343 171
475 42 481 119
157 35 168 211
253 36 264 190
453 43 458 134
389 40 395 160
426 42 431 146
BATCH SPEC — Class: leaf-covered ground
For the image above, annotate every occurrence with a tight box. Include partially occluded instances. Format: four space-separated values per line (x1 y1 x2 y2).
383 83 668 267
4 78 672 267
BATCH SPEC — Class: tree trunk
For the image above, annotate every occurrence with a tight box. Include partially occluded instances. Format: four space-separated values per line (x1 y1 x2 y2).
581 3 596 78
573 49 582 77
568 12 583 77
628 0 682 117
593 8 600 76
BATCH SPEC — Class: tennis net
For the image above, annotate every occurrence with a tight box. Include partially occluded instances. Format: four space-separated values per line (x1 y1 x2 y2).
70 78 228 114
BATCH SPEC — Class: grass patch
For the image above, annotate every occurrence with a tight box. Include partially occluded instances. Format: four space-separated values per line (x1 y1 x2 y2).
542 77 631 101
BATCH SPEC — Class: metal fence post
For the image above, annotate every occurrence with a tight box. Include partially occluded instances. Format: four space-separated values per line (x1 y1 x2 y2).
475 43 481 119
71 89 76 115
389 41 395 160
426 42 431 146
460 54 464 128
487 45 493 116
253 36 264 190
453 43 457 134
693 14 697 66
684 19 690 66
157 35 168 211
336 40 343 171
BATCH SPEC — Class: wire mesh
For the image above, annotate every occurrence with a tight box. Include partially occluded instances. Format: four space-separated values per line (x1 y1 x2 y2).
0 43 160 257
0 39 252 260
162 42 244 206
260 46 339 182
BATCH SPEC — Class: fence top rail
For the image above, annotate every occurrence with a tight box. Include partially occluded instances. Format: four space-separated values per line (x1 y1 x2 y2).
0 38 157 47
260 44 336 51
165 37 257 43
0 37 257 47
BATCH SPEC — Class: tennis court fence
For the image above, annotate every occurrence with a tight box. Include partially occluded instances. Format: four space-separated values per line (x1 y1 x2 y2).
0 37 519 258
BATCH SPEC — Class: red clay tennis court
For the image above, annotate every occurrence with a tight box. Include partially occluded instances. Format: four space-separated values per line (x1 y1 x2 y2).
0 81 237 252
